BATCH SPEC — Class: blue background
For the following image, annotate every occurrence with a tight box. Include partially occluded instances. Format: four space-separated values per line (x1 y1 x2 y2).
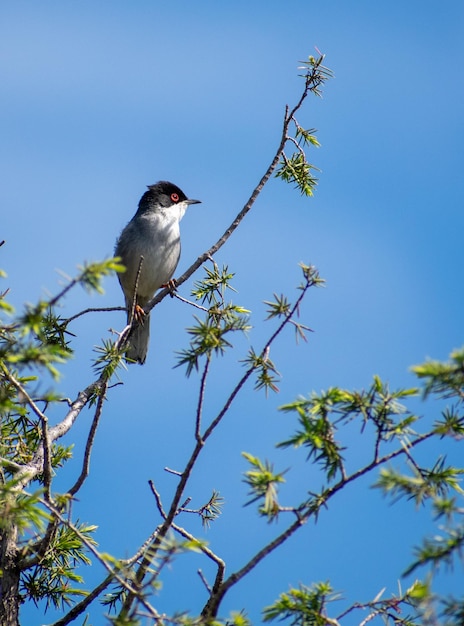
1 1 463 624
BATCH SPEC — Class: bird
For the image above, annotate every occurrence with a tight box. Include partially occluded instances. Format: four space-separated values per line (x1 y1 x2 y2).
115 181 201 364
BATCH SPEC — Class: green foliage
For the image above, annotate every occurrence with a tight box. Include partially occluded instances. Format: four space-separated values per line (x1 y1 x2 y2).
262 579 436 626
0 258 123 621
278 378 422 482
198 490 225 528
374 458 464 507
21 521 97 610
93 337 127 382
298 55 334 98
243 347 281 394
441 595 464 626
242 452 287 521
0 481 49 534
405 523 464 576
265 294 292 319
177 263 251 376
0 258 122 380
433 405 464 439
412 347 464 400
178 489 226 527
278 389 346 481
275 54 333 196
78 259 125 295
276 153 320 197
191 264 237 304
263 582 339 625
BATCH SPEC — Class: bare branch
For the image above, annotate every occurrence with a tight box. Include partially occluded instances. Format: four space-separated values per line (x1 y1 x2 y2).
68 380 109 497
198 569 212 594
129 256 144 325
171 291 209 312
195 356 211 443
65 306 124 324
148 479 166 519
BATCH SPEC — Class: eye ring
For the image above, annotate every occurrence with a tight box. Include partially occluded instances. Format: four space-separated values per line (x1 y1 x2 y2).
171 192 179 203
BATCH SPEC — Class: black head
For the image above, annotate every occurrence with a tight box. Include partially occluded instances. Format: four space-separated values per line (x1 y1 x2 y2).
137 181 200 214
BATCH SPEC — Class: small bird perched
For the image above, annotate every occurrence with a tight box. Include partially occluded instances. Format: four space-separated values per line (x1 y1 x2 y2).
115 181 201 364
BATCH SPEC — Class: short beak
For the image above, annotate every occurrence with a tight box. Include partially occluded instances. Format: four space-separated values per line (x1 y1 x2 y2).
186 198 201 205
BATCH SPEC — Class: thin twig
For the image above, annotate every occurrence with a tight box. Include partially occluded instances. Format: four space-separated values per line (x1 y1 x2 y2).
171 292 209 312
164 467 182 476
170 520 225 591
11 379 104 491
40 501 140 590
0 363 48 423
149 480 166 518
129 256 144 324
195 356 211 443
68 380 108 497
198 569 212 594
177 496 192 515
149 478 225 584
66 306 124 324
48 276 81 308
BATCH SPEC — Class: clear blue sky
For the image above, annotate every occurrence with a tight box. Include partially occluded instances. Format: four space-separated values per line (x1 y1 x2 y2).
2 2 463 624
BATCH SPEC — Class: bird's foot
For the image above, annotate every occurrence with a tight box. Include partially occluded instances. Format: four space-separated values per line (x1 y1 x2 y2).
162 279 178 297
134 304 146 324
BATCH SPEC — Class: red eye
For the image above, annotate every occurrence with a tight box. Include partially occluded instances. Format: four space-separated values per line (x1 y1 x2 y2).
171 193 179 202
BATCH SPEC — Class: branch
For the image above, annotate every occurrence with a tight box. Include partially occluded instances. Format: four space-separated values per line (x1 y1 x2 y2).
128 256 144 325
0 363 53 494
142 67 310 319
120 268 317 619
49 573 114 626
148 480 225 601
39 500 158 625
202 515 305 618
118 55 329 620
171 291 209 313
65 306 124 324
201 429 437 617
8 379 103 490
195 355 211 442
40 414 52 502
202 268 316 443
68 380 108 497
47 381 103 442
0 363 48 424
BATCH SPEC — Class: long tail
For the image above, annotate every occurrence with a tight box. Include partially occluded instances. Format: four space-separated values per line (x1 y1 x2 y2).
126 313 150 364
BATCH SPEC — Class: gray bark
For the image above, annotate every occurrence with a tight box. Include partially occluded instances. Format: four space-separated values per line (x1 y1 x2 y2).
0 528 20 626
